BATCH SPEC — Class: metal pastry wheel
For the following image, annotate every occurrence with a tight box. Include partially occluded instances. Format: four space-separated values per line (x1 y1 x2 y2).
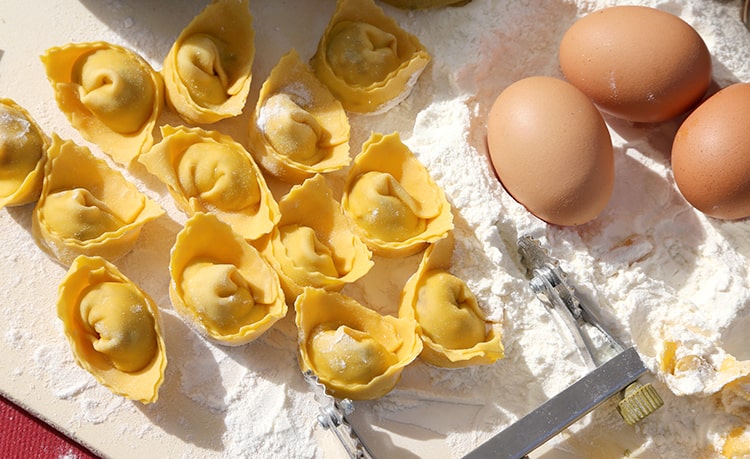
305 236 663 459
304 370 376 459
463 236 663 458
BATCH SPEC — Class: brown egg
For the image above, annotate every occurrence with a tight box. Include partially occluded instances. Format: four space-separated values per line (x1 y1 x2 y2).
672 83 750 220
486 76 614 226
559 6 712 123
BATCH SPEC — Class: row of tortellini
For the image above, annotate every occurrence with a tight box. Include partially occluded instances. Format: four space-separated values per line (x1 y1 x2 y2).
0 100 169 402
36 0 430 177
1 0 499 404
38 0 254 166
297 232 505 400
1 100 501 403
1 96 501 402
0 98 164 266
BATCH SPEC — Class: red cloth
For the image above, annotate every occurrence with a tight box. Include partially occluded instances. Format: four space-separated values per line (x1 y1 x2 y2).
0 395 98 459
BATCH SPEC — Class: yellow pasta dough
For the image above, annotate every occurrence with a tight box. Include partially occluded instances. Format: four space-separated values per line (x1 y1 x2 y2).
660 339 750 399
721 426 750 458
399 234 504 368
342 131 453 257
260 174 373 302
0 99 48 207
170 212 287 345
139 125 280 241
163 0 255 124
58 255 167 404
295 287 422 399
32 135 164 266
248 50 350 183
41 42 163 165
310 0 431 113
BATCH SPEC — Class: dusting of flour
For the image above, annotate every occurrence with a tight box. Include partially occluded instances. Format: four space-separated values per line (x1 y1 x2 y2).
1 1 750 458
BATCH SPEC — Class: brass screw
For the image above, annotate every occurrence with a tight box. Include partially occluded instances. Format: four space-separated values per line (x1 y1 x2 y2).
616 381 664 425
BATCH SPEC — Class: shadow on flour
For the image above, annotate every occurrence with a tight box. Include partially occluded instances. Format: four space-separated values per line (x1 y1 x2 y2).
571 144 704 293
136 311 227 452
345 351 549 457
583 62 749 292
77 0 205 63
5 201 35 236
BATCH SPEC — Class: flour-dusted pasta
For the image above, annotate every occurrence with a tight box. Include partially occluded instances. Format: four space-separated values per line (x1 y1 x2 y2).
0 99 48 208
295 288 422 400
342 132 453 257
399 234 504 368
41 42 163 165
32 135 164 266
163 0 255 124
170 212 286 346
139 125 279 241
259 174 372 302
58 255 167 404
310 0 431 113
249 50 350 183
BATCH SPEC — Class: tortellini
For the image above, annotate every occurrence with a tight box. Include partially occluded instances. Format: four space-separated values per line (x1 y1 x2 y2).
139 125 280 241
58 255 167 404
295 288 422 400
0 99 48 208
311 0 431 113
170 212 287 345
259 174 373 302
248 50 351 183
41 42 163 165
342 131 453 257
163 0 255 124
32 135 164 266
399 234 504 368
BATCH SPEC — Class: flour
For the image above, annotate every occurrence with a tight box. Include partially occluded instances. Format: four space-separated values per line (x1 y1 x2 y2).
1 0 750 458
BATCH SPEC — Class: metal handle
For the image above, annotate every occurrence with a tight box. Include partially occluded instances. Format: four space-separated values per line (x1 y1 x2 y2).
463 347 648 459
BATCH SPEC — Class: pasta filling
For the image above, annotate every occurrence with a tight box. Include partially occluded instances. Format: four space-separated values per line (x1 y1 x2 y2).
0 105 44 195
259 93 330 165
79 281 158 373
415 271 486 350
43 188 125 241
279 224 342 278
75 48 155 134
177 142 262 212
181 260 268 334
325 21 400 86
310 324 398 385
175 33 231 106
347 171 426 241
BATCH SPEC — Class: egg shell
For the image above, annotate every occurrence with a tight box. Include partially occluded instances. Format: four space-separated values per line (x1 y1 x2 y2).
559 5 711 123
672 83 750 220
486 76 614 226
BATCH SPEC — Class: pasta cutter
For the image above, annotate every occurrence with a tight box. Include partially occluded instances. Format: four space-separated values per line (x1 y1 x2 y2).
463 235 663 459
303 370 377 459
